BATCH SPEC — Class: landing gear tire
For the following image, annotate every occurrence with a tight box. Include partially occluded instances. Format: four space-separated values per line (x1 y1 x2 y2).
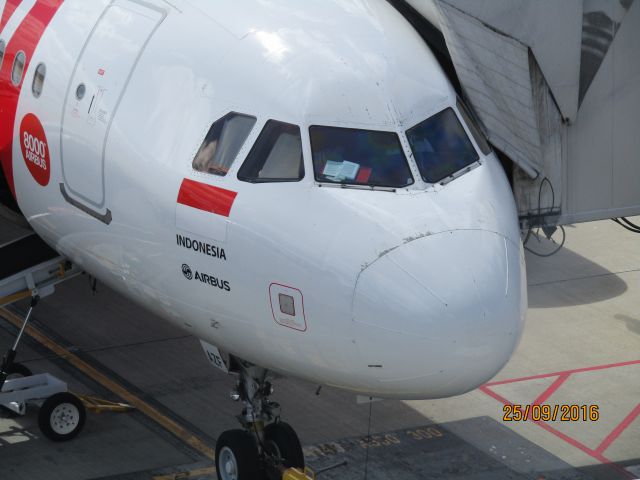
216 429 260 480
1 363 33 416
264 422 304 470
38 392 86 442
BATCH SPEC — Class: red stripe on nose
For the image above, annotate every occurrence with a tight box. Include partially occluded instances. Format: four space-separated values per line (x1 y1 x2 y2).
177 179 237 217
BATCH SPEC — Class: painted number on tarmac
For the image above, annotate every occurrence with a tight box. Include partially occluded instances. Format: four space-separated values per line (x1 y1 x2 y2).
303 426 445 460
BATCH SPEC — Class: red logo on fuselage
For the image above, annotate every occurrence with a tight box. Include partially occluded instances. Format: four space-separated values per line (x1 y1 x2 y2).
20 113 50 186
0 0 65 198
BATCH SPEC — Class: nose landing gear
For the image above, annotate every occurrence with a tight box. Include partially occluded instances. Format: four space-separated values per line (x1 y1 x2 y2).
215 361 304 480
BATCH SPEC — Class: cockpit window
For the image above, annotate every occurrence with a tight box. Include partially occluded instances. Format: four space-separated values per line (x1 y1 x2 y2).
310 126 413 188
406 108 479 184
238 120 304 183
193 112 256 176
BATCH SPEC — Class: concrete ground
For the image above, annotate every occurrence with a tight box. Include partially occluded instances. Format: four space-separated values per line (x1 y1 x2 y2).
0 218 638 479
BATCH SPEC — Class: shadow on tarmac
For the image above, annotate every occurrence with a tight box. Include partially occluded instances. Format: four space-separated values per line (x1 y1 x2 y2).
525 237 628 309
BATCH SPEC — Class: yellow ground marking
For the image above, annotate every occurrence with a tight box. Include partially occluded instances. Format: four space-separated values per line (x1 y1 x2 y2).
0 307 216 460
152 466 217 480
0 290 32 308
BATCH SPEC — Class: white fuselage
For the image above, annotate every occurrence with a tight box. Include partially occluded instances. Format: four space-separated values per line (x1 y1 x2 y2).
3 0 526 399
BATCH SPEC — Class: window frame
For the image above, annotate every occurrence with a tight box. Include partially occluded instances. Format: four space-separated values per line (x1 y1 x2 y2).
309 124 415 189
406 107 480 185
456 98 492 156
192 111 257 177
237 119 305 184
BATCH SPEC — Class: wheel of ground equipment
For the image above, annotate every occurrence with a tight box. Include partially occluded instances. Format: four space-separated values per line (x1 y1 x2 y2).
38 392 86 442
264 422 304 470
216 429 261 480
0 363 34 416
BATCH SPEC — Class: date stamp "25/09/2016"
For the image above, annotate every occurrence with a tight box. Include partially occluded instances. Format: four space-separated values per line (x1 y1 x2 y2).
503 404 600 422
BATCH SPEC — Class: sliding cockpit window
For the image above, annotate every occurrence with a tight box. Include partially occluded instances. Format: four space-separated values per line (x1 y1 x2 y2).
406 107 479 184
310 126 413 188
192 113 256 176
237 120 304 183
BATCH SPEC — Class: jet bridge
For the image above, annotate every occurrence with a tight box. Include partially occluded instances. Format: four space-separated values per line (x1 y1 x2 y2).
393 0 640 227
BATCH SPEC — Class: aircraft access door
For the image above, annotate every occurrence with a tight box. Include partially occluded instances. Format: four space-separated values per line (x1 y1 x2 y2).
60 0 165 224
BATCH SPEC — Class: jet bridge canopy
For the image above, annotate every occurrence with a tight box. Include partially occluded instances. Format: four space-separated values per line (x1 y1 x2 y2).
398 0 640 226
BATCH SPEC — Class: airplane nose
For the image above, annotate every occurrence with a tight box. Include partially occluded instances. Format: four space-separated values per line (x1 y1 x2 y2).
352 229 526 398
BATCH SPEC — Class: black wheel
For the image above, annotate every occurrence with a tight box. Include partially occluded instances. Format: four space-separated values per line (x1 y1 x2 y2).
216 429 260 480
264 422 304 470
38 392 86 442
1 363 33 416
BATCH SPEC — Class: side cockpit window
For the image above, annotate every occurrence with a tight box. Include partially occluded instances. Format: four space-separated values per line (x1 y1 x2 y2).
406 107 479 184
238 120 304 183
193 113 256 176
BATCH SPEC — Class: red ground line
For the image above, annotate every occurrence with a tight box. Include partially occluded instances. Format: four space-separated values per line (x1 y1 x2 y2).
533 420 635 479
484 359 640 387
596 402 640 454
534 373 571 405
479 385 636 480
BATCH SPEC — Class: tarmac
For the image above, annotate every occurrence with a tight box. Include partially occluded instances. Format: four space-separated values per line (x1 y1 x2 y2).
0 217 639 480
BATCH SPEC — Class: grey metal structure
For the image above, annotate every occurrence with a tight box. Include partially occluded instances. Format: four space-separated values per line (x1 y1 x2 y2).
402 0 640 227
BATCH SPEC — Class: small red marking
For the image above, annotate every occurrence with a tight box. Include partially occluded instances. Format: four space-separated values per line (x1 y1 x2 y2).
0 0 22 32
177 178 237 217
19 113 50 186
268 283 307 332
0 0 65 199
98 68 105 76
356 167 372 183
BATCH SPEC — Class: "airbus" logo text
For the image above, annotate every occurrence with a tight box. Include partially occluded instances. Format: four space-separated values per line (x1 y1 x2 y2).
181 264 230 292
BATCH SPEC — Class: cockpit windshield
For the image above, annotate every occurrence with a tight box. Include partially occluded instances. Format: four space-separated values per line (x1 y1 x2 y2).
406 108 479 184
310 126 414 188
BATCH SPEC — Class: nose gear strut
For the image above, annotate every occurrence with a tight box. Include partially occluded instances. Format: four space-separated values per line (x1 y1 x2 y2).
215 359 304 480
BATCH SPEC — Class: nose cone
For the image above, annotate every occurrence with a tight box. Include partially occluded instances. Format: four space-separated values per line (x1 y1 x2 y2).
352 230 526 399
